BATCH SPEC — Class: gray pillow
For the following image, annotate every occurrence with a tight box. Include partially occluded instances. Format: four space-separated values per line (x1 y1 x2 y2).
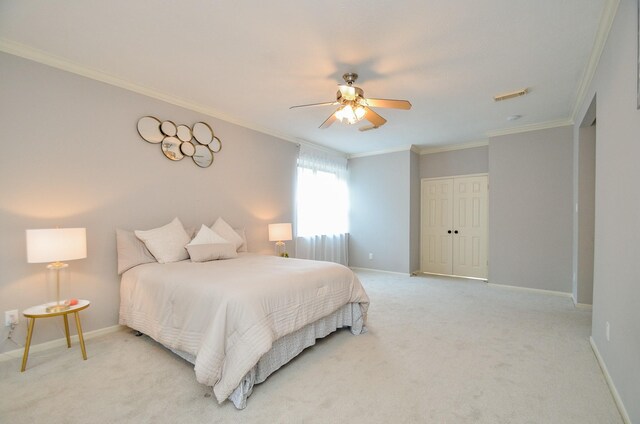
116 228 157 274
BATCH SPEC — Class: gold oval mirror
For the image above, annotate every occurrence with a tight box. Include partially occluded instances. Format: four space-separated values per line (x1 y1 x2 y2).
161 136 184 161
193 145 213 168
180 141 196 157
209 136 222 153
192 122 214 145
137 116 164 143
176 125 192 142
161 120 177 137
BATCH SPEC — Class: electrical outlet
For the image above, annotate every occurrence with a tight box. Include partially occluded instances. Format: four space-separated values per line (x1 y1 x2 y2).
606 321 610 341
5 310 19 326
369 253 373 260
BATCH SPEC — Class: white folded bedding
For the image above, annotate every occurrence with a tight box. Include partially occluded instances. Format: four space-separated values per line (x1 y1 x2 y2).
119 254 369 403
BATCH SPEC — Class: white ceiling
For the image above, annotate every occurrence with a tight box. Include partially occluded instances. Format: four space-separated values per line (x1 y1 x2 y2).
0 0 610 155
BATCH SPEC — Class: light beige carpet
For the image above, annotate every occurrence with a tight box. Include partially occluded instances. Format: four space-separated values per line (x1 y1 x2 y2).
0 271 623 423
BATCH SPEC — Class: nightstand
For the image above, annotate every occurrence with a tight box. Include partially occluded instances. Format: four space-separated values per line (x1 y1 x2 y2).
21 299 90 372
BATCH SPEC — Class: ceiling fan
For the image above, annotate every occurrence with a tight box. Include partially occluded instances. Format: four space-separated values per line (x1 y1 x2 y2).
290 73 412 131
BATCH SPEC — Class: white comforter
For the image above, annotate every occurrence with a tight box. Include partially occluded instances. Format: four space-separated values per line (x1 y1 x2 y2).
119 254 369 403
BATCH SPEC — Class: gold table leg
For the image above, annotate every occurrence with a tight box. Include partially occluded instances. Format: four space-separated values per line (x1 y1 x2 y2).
74 312 87 360
63 314 71 348
21 317 35 372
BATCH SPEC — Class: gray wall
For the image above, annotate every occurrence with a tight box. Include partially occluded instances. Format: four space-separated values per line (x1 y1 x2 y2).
349 151 412 273
488 126 574 292
574 0 639 420
419 145 488 178
576 125 596 305
409 150 420 273
0 53 297 353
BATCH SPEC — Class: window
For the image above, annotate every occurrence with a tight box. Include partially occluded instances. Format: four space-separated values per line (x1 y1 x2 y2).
295 148 349 237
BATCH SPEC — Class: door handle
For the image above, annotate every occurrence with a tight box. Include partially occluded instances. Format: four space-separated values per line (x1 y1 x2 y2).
447 230 452 234
454 230 459 234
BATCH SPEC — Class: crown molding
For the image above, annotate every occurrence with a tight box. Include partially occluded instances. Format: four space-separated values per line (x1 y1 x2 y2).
571 0 620 121
0 38 317 150
294 138 348 158
418 140 489 155
410 145 422 154
485 118 573 138
347 145 415 159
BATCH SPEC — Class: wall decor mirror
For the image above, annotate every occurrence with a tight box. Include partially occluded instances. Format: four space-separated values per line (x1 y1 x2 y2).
193 122 214 145
137 116 221 167
180 141 196 157
137 116 164 143
161 120 177 137
162 136 184 161
176 124 193 142
209 136 222 153
193 145 214 168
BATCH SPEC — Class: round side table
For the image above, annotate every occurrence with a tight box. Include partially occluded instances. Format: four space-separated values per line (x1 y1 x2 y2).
21 299 90 372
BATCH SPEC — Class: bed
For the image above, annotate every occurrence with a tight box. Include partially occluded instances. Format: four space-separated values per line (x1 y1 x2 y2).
118 253 369 409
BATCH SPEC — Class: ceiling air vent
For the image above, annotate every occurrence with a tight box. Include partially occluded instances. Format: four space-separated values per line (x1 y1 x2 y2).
493 88 528 102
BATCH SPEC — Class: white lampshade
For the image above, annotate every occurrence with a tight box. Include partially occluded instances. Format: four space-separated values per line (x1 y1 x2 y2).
26 228 87 264
268 223 292 242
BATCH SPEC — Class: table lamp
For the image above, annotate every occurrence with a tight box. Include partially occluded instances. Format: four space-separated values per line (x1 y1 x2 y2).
26 228 87 313
268 223 292 257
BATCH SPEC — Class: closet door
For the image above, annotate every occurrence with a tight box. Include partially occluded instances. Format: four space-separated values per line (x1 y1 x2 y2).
452 176 488 279
420 178 453 274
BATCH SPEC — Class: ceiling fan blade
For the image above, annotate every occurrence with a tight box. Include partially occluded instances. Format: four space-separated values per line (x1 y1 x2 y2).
319 111 338 129
363 107 387 127
359 124 380 132
290 101 338 109
364 98 412 110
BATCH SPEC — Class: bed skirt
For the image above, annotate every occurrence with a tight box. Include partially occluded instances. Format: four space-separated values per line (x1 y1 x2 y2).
169 302 366 409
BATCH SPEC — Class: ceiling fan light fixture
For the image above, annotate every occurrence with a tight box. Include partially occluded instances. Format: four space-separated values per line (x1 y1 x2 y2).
335 103 366 124
290 72 410 129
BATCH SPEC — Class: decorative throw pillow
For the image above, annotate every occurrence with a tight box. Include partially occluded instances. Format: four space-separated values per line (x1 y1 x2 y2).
234 227 248 252
186 225 237 262
115 228 157 274
211 217 244 251
134 217 191 264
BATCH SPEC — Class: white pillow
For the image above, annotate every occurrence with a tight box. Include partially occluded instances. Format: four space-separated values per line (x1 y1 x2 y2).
134 218 191 264
234 227 248 252
186 244 237 262
189 224 230 245
211 217 244 251
186 225 237 262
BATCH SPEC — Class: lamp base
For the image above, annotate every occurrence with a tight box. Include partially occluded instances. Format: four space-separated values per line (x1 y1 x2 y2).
46 304 70 313
275 241 289 257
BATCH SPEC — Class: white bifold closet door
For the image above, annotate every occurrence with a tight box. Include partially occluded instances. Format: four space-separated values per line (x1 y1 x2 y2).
421 175 488 279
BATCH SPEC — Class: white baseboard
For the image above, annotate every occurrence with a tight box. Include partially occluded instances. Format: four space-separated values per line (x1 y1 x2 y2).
571 293 593 310
350 267 410 276
573 301 593 310
420 271 487 282
487 283 572 298
0 324 125 362
589 337 631 424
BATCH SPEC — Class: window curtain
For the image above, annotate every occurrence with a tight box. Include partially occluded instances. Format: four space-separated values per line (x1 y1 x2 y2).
294 145 350 265
295 233 349 265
